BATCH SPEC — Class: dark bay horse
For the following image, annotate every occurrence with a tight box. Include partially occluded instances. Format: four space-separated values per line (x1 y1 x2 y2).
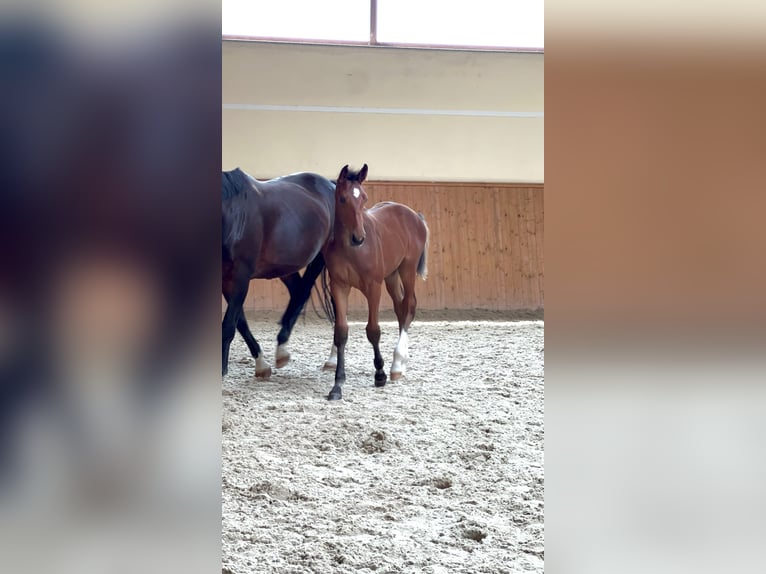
222 168 335 378
322 164 429 400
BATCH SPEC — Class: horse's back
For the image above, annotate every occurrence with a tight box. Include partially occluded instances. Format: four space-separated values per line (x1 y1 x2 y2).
223 169 334 201
222 169 335 278
369 202 427 238
367 201 429 272
222 169 334 233
257 172 335 236
368 201 414 218
222 167 259 200
261 171 335 200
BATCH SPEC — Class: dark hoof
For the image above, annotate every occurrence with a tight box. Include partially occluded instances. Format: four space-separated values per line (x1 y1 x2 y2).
374 373 387 387
327 391 343 401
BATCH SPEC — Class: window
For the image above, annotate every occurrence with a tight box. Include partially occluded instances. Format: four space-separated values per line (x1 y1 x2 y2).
377 0 543 50
222 0 544 51
222 0 370 43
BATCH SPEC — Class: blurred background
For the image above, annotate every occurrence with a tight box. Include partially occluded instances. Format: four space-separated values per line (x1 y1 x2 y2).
0 1 220 573
546 1 766 573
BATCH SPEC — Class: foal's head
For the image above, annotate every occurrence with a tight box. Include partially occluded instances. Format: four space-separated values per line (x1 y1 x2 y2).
335 164 369 246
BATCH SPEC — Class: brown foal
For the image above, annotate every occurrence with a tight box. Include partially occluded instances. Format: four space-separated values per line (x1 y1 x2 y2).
322 164 429 401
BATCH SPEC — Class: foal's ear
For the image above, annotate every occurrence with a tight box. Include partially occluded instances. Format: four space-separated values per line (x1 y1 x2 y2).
359 163 368 183
338 165 349 180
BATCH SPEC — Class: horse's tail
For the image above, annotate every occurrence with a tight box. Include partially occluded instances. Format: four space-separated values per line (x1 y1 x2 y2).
314 266 335 323
222 171 249 248
300 255 334 324
222 206 247 248
417 212 429 280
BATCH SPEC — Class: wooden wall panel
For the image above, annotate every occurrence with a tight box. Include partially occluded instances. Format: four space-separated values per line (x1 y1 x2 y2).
241 182 544 312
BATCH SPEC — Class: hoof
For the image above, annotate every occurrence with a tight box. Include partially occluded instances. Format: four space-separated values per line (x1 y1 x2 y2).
374 373 387 387
322 362 337 371
327 391 342 401
255 367 272 379
390 371 403 381
275 345 290 369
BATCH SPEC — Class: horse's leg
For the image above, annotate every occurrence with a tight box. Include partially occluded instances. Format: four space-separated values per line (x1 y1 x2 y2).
328 282 350 401
276 254 327 367
232 299 271 379
323 295 339 370
384 270 406 323
223 267 271 379
385 271 406 380
323 343 338 371
363 281 387 387
241 319 271 378
275 272 303 368
222 267 247 377
389 265 418 381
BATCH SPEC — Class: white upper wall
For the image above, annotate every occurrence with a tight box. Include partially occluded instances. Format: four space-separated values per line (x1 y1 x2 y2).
223 40 543 182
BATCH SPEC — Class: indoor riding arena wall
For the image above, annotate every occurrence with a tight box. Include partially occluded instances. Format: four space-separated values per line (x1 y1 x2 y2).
244 180 544 312
222 40 544 314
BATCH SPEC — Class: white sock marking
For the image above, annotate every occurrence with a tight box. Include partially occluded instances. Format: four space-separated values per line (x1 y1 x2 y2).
255 354 270 372
325 344 338 367
276 343 289 360
391 330 409 374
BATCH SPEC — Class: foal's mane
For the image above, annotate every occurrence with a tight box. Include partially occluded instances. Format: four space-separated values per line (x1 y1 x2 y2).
222 168 251 200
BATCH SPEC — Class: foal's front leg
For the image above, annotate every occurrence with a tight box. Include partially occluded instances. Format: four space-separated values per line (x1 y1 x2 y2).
328 282 350 401
364 281 387 387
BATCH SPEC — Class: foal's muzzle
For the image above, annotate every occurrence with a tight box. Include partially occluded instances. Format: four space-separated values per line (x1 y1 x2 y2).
351 234 365 246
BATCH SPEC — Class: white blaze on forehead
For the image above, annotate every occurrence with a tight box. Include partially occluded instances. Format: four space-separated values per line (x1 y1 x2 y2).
353 186 361 199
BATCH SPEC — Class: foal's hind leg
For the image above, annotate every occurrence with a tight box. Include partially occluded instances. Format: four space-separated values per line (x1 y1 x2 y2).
388 266 417 381
364 282 388 387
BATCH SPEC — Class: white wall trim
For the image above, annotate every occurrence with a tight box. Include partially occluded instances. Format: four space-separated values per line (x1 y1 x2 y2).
223 103 543 118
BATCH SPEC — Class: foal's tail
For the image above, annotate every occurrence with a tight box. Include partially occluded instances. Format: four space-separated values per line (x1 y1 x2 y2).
417 212 429 280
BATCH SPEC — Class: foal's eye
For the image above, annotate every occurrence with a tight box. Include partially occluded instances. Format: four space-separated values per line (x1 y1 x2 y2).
339 197 346 204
